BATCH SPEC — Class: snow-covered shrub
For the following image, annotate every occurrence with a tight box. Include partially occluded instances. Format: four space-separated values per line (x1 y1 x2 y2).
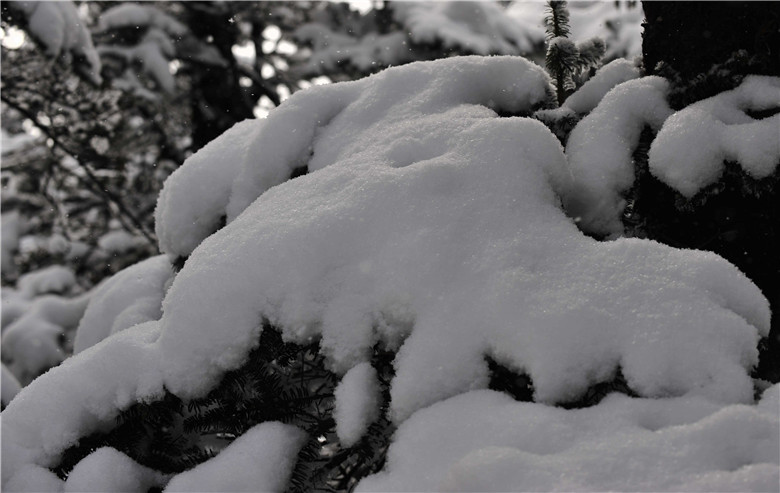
294 1 546 79
543 1 605 106
2 1 102 84
2 55 776 492
1 266 90 387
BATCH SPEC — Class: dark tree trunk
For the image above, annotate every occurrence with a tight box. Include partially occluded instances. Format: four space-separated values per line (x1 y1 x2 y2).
639 1 780 383
642 1 780 78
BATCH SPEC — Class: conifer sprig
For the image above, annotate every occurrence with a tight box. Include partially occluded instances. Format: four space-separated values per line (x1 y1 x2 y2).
543 0 605 105
544 1 571 40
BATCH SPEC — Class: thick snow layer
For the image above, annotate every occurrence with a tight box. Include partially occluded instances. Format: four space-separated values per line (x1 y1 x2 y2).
358 387 780 492
565 76 673 235
357 385 780 491
73 255 173 354
649 76 780 197
164 422 307 492
9 1 102 84
334 362 382 447
156 119 266 258
1 56 772 491
64 447 167 492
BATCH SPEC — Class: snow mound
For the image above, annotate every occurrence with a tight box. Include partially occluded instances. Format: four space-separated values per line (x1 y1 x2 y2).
64 447 167 492
164 422 307 492
1 56 771 491
565 76 673 235
357 387 780 492
649 75 780 197
74 255 173 354
156 56 552 258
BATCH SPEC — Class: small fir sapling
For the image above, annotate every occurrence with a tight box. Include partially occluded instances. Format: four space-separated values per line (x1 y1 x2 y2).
543 1 606 106
535 0 607 144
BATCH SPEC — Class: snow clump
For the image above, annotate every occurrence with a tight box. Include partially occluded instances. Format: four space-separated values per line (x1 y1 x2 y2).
164 422 307 492
7 1 102 84
63 447 168 493
564 76 673 235
156 120 267 258
73 255 173 353
2 289 90 385
334 362 382 447
561 58 640 114
649 75 780 197
16 265 76 299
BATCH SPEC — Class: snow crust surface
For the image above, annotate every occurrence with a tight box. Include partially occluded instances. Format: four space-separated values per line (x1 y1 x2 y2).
357 386 780 492
1 56 773 491
650 76 780 197
163 422 307 492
